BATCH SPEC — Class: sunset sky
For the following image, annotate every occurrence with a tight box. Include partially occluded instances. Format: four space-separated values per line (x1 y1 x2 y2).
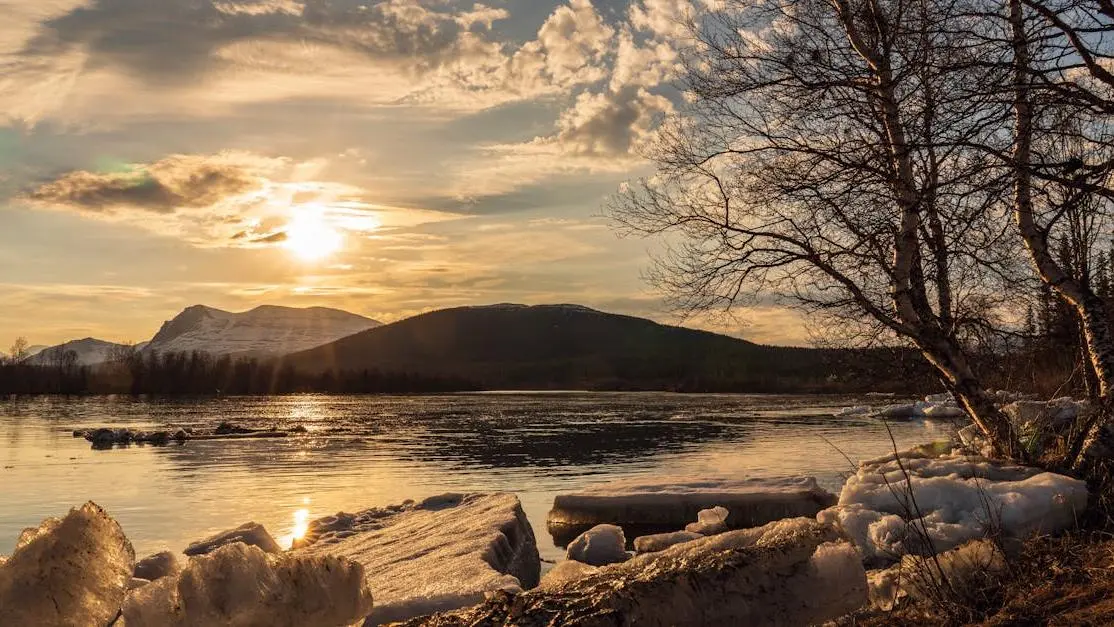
0 0 807 347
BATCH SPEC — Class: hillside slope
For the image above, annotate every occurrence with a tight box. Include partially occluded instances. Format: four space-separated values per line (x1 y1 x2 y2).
282 304 841 391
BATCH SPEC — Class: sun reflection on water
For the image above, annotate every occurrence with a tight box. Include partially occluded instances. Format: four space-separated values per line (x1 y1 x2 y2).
280 503 312 549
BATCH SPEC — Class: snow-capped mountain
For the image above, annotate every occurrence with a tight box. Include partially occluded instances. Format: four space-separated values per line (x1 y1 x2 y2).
25 338 127 366
143 305 380 357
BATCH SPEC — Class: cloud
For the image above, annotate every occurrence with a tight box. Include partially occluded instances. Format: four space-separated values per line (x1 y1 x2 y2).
3 0 634 123
19 0 505 83
20 150 467 248
629 0 696 40
504 0 615 90
441 85 671 201
554 85 674 156
26 152 273 212
429 1 695 202
250 231 288 243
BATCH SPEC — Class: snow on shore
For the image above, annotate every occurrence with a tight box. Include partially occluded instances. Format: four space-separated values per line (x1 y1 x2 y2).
819 445 1088 563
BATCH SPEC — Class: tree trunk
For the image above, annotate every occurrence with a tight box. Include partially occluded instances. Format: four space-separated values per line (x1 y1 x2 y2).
916 332 1028 462
864 36 1024 461
1009 0 1114 468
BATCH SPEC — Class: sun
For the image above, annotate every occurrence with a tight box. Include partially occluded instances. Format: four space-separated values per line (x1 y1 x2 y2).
283 209 342 262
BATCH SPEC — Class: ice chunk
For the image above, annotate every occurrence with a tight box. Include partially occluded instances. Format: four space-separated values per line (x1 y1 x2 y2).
134 550 182 581
920 403 965 418
877 401 962 419
924 393 954 403
184 521 281 556
566 524 630 566
537 560 598 590
633 530 703 553
122 542 373 627
548 476 835 544
867 539 1005 610
900 539 1005 602
685 505 730 535
296 492 540 625
876 403 919 419
866 565 905 611
397 517 867 627
836 405 871 416
1003 397 1088 434
992 389 1030 402
0 502 134 626
819 449 1088 563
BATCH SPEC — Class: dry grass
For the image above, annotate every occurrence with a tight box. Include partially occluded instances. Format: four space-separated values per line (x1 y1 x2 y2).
977 533 1114 627
841 532 1114 626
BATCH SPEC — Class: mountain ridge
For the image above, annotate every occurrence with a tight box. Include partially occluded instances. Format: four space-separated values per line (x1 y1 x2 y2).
142 304 381 357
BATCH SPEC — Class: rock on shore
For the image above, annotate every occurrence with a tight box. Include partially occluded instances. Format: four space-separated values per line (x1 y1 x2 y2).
295 492 540 625
394 517 867 627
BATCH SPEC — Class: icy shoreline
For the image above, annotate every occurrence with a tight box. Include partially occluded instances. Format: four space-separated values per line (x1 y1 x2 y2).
0 393 1096 625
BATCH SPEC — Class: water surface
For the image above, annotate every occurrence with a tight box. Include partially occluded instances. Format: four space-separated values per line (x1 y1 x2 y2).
0 392 956 561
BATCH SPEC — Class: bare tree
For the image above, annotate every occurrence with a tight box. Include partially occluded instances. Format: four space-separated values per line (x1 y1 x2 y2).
1006 0 1114 466
609 0 1029 458
8 337 30 363
107 341 137 364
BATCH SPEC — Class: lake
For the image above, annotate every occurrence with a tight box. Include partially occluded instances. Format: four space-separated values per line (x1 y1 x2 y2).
0 392 956 562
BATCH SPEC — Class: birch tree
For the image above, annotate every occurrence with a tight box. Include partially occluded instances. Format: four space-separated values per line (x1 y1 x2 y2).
609 0 1029 458
1006 0 1114 465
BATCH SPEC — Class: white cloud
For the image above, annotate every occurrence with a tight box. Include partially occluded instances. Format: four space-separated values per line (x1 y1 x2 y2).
629 0 696 39
554 85 674 156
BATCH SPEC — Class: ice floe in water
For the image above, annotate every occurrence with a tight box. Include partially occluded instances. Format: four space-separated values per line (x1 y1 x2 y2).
295 492 540 625
547 475 835 543
133 550 181 582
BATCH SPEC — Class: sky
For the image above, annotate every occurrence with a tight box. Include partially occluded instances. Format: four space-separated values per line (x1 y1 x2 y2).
0 0 808 347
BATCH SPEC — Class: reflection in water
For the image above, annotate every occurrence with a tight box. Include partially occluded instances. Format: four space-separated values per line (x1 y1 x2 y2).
0 393 949 562
279 505 311 549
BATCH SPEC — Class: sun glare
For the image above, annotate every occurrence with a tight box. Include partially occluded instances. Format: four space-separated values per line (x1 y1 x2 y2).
283 209 342 262
280 506 312 549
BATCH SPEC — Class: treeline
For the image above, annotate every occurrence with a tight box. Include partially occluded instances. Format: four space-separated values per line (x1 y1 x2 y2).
0 346 944 396
982 237 1114 398
0 351 478 395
